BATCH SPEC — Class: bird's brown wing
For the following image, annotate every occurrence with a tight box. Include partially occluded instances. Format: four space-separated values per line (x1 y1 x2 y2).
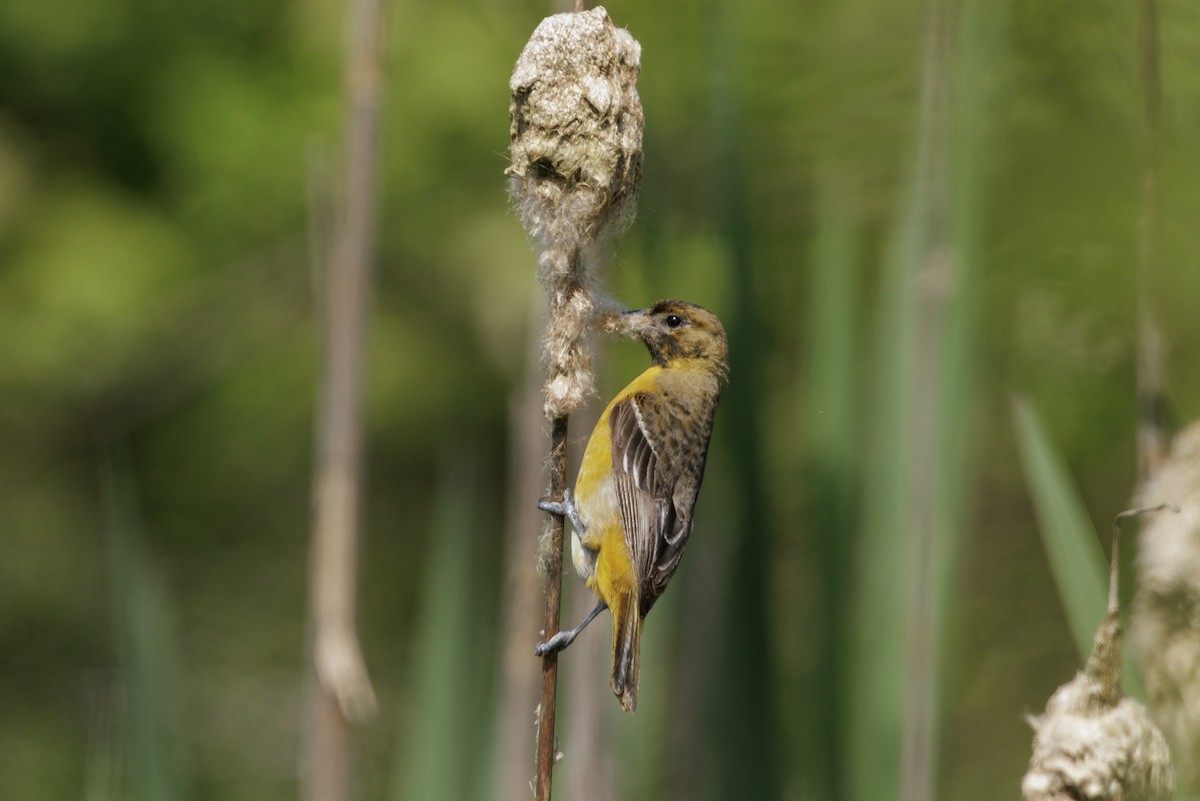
609 392 715 615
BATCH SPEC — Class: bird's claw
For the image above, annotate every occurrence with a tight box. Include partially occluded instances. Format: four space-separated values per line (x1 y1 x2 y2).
537 489 585 533
537 497 564 515
534 629 576 657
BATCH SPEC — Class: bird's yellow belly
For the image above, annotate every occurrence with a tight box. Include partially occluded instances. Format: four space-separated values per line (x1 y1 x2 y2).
569 517 634 611
570 405 636 605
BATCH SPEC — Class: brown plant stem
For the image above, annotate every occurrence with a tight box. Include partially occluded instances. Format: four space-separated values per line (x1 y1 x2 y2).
536 414 569 801
303 0 383 796
1112 503 1178 610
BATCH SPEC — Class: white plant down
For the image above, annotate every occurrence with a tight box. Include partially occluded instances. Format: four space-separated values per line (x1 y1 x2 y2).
1133 421 1200 798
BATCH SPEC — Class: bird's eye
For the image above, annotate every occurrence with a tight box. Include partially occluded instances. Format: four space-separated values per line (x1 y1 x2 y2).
664 314 684 328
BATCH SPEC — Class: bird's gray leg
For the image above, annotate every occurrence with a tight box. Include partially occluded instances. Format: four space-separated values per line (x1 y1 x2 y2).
535 600 607 656
537 488 586 533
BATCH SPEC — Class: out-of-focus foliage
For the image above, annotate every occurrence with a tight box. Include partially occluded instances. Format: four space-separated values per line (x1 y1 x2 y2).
2 0 1200 799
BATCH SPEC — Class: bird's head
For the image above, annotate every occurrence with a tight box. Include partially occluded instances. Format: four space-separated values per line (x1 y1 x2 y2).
619 300 729 383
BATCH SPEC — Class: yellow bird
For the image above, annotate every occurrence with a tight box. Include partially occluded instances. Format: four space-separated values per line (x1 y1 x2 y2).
537 299 728 712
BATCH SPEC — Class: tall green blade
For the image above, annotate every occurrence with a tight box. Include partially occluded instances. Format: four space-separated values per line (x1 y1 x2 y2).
391 455 482 801
1011 398 1108 659
798 178 861 801
1011 396 1144 699
100 446 182 801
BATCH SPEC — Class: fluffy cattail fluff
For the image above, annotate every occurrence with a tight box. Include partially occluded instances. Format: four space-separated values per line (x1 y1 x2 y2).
1022 610 1173 801
1133 421 1200 797
507 6 642 418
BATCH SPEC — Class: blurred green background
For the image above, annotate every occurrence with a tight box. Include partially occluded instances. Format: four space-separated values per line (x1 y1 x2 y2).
3 0 1200 799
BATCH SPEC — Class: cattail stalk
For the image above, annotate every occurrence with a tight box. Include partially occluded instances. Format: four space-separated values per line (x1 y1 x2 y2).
535 415 569 801
506 7 642 800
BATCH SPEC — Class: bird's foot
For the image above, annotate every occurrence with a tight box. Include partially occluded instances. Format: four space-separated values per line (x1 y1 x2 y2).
537 489 586 533
533 601 606 658
534 629 578 657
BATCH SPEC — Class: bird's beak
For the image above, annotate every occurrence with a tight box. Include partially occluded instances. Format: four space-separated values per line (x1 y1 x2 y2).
617 307 653 337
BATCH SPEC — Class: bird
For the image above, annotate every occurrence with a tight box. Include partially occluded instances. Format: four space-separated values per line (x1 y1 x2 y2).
536 299 728 712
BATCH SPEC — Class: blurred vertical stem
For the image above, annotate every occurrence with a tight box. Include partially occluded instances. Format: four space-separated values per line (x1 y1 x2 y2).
705 0 778 799
896 3 954 798
303 0 384 796
100 446 180 801
851 0 992 799
491 307 552 801
1136 0 1164 481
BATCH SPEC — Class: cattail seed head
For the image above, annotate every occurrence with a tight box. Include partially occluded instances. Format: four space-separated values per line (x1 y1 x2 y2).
1023 609 1173 801
1023 684 1173 801
507 6 642 418
507 6 642 258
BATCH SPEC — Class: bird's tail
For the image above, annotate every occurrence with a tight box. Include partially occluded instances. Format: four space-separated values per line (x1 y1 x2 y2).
610 592 642 713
